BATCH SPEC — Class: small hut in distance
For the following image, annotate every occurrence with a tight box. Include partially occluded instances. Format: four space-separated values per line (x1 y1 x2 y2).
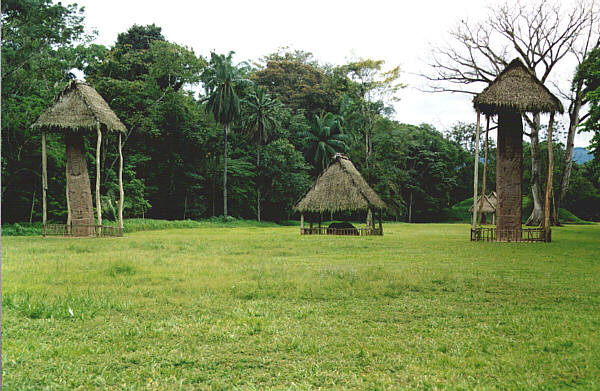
294 153 386 236
468 192 497 225
32 80 127 237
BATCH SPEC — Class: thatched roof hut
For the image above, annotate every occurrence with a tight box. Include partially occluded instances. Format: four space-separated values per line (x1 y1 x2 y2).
33 80 126 237
468 192 497 213
32 80 126 134
295 153 385 213
473 58 564 115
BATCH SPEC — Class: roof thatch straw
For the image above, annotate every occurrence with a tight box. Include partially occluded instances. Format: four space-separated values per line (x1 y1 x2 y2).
468 192 497 213
32 80 127 134
294 153 386 213
473 59 563 115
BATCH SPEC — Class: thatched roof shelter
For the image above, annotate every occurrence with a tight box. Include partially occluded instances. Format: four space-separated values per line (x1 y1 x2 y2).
468 192 497 213
295 153 385 213
473 58 563 115
33 80 126 237
32 80 126 134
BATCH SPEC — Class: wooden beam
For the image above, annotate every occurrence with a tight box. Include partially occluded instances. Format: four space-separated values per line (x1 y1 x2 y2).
300 213 304 233
544 112 555 239
472 111 481 230
96 123 102 234
66 167 71 235
118 132 124 231
42 130 47 236
478 115 490 225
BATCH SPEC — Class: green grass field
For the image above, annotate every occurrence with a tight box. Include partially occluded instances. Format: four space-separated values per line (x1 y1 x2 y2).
2 223 600 390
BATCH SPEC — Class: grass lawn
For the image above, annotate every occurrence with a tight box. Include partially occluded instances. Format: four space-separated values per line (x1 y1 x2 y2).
2 223 600 390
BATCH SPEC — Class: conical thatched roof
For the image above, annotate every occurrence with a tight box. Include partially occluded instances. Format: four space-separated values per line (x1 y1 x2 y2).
473 59 563 115
468 192 497 213
294 154 386 213
32 80 126 134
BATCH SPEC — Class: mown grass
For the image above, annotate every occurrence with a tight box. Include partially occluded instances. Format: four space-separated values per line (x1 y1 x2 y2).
2 223 600 390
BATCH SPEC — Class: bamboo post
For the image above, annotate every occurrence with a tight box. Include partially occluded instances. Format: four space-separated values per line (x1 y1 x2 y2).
66 171 71 235
42 130 48 236
472 111 481 231
544 112 555 241
300 213 304 234
118 132 124 232
478 115 490 225
96 123 102 234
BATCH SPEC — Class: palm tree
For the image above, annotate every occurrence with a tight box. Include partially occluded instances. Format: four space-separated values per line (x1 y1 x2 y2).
201 51 247 217
243 85 282 221
303 113 347 172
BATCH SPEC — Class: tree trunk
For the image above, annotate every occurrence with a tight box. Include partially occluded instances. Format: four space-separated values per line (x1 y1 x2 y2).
183 192 187 220
497 112 523 241
257 144 261 222
478 116 490 225
29 188 36 223
365 131 370 168
527 114 544 226
42 130 47 235
96 124 102 233
66 169 72 235
544 113 555 239
223 123 228 218
408 191 413 223
472 111 481 230
66 134 95 236
557 81 584 224
118 132 124 230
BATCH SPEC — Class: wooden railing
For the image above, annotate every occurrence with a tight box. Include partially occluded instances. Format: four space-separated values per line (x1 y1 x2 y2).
43 224 123 238
301 227 383 236
470 227 549 242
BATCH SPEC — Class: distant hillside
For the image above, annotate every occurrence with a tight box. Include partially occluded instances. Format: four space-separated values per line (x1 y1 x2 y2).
573 147 593 164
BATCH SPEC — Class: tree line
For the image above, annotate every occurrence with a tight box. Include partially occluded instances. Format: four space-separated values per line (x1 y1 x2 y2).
2 0 599 224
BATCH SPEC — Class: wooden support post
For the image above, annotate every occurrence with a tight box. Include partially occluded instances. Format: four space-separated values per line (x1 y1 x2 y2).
378 209 383 235
42 130 48 236
96 123 102 234
544 113 555 241
300 213 304 234
66 170 71 235
118 132 124 231
478 115 490 225
472 111 481 231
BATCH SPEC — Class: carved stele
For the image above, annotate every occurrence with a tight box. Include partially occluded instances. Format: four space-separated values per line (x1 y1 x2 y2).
496 112 523 241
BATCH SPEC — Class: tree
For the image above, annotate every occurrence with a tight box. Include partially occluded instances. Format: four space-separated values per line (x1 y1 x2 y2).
242 85 283 221
1 0 89 223
575 46 600 158
260 139 311 221
252 50 338 118
340 59 404 168
201 51 248 218
302 113 347 172
85 24 206 220
424 0 598 225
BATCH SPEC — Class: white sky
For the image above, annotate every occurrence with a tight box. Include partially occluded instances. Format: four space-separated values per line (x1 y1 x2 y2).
76 0 593 148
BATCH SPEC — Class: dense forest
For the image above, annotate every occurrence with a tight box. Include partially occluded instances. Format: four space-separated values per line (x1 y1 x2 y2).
2 0 600 224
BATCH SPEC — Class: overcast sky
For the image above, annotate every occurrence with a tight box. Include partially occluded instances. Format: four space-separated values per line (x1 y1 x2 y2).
75 0 592 148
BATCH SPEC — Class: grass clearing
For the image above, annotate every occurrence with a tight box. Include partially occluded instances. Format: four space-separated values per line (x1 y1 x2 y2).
2 223 600 389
